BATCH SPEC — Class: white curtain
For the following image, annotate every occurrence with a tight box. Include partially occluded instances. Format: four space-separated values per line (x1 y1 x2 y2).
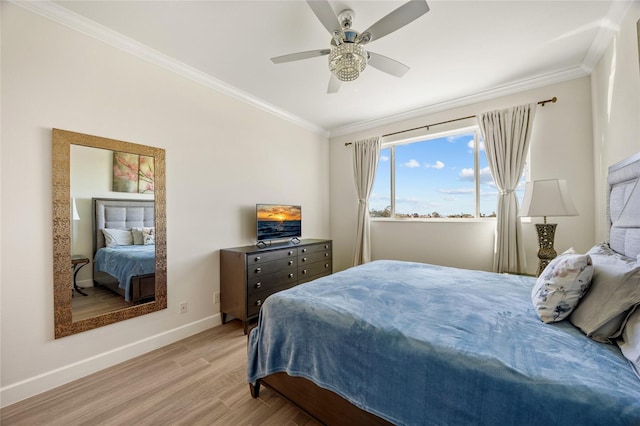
477 103 537 274
352 136 381 266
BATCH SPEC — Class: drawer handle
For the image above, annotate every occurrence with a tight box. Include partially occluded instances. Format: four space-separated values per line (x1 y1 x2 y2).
288 260 294 265
302 269 307 274
255 267 261 273
255 282 262 289
325 263 329 268
255 256 261 262
325 253 329 257
302 257 307 262
325 245 329 249
288 250 293 255
256 299 262 306
288 273 294 279
302 248 307 253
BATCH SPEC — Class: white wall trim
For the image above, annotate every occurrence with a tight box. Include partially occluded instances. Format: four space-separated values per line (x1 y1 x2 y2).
0 314 222 408
10 0 629 140
9 0 330 138
582 0 634 73
329 67 587 138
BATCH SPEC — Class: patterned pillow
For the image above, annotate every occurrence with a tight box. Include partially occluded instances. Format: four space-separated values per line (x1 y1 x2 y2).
570 243 640 343
143 227 155 245
531 248 593 323
132 227 154 245
619 306 640 379
102 228 132 247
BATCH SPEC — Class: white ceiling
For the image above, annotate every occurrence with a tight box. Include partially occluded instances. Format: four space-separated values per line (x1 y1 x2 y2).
31 1 632 136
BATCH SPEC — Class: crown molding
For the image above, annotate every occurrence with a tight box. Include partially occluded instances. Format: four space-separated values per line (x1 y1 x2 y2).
10 0 330 138
12 0 631 140
329 66 588 138
329 0 633 138
582 0 634 72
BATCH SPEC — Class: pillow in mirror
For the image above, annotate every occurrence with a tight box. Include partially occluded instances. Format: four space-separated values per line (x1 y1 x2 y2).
143 227 155 245
102 228 133 247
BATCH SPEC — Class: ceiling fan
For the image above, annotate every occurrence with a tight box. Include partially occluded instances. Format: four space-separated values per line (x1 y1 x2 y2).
271 0 430 93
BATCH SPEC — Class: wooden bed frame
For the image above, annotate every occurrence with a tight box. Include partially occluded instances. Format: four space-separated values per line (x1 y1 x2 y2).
92 198 155 304
250 373 391 425
249 151 640 425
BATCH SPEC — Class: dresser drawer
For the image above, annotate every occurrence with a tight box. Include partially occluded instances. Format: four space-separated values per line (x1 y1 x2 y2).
247 283 296 317
299 250 331 265
247 248 297 265
248 269 297 295
247 257 297 278
298 242 332 255
298 260 332 281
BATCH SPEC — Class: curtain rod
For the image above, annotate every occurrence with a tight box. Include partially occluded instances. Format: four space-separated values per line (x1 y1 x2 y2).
345 96 557 146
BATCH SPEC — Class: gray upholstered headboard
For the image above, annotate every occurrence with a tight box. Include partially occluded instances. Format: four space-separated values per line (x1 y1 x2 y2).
608 152 640 258
93 198 155 253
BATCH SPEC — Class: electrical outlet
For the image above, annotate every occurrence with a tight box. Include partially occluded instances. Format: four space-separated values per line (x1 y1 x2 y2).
179 302 187 314
214 292 220 304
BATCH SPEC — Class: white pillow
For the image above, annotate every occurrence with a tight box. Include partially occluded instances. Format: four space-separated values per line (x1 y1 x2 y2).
570 243 640 343
102 228 133 247
143 227 155 245
619 306 640 379
531 248 593 323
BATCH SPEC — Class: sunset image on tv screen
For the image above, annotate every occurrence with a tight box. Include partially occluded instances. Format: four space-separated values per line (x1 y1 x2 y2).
257 204 301 240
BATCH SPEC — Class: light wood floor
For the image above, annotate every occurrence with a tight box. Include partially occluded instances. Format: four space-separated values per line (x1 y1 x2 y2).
1 321 321 426
72 286 132 322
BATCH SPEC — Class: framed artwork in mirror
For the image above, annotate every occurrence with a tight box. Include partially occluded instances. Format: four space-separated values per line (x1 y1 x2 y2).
112 151 155 194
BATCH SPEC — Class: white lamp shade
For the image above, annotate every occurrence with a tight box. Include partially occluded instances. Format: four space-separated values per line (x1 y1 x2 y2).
519 179 578 218
72 197 80 221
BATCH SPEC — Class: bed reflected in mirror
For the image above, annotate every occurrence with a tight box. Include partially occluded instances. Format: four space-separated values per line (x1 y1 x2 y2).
53 129 166 338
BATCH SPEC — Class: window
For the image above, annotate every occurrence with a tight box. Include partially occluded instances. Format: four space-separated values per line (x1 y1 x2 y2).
369 126 526 219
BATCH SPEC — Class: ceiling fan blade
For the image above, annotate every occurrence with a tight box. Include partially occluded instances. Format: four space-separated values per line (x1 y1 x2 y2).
327 74 341 93
271 49 331 64
306 0 341 35
361 0 429 44
367 52 410 77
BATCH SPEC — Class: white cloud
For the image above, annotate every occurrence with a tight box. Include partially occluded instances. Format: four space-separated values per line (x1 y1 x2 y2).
459 166 493 183
425 160 445 169
379 155 389 162
459 168 474 179
404 159 421 168
467 139 485 152
439 188 474 195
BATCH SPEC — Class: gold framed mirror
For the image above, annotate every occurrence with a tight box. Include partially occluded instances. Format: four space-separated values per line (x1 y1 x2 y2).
52 129 167 338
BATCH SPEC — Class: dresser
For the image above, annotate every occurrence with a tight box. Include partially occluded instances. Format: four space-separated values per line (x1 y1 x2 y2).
220 239 332 333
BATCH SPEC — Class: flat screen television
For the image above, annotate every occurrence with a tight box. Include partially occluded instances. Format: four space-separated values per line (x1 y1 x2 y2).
256 204 301 242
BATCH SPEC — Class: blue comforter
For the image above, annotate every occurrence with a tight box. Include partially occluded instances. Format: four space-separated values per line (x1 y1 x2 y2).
247 260 640 425
94 245 155 301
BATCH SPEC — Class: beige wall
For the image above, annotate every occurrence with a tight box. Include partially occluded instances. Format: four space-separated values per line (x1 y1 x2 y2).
0 3 329 406
591 2 640 242
330 77 596 276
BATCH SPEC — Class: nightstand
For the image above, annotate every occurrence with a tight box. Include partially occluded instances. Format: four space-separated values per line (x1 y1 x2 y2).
71 255 90 296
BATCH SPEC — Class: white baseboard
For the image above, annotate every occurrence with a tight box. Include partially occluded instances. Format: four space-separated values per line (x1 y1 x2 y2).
0 314 222 408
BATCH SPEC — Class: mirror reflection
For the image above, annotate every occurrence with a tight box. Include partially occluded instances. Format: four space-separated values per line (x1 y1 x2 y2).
70 145 155 322
53 129 167 338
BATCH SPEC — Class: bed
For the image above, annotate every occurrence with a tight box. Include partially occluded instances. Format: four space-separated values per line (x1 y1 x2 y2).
247 152 640 425
92 198 156 303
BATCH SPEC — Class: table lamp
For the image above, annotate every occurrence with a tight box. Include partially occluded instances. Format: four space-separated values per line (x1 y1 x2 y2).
519 179 578 276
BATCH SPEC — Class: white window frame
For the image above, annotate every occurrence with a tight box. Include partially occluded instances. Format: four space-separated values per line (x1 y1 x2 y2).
372 124 491 221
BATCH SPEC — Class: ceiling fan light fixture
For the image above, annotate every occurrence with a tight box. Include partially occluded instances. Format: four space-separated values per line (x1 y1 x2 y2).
329 43 367 82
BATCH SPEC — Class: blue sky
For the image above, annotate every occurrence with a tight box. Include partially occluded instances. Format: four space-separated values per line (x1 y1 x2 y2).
370 131 526 217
